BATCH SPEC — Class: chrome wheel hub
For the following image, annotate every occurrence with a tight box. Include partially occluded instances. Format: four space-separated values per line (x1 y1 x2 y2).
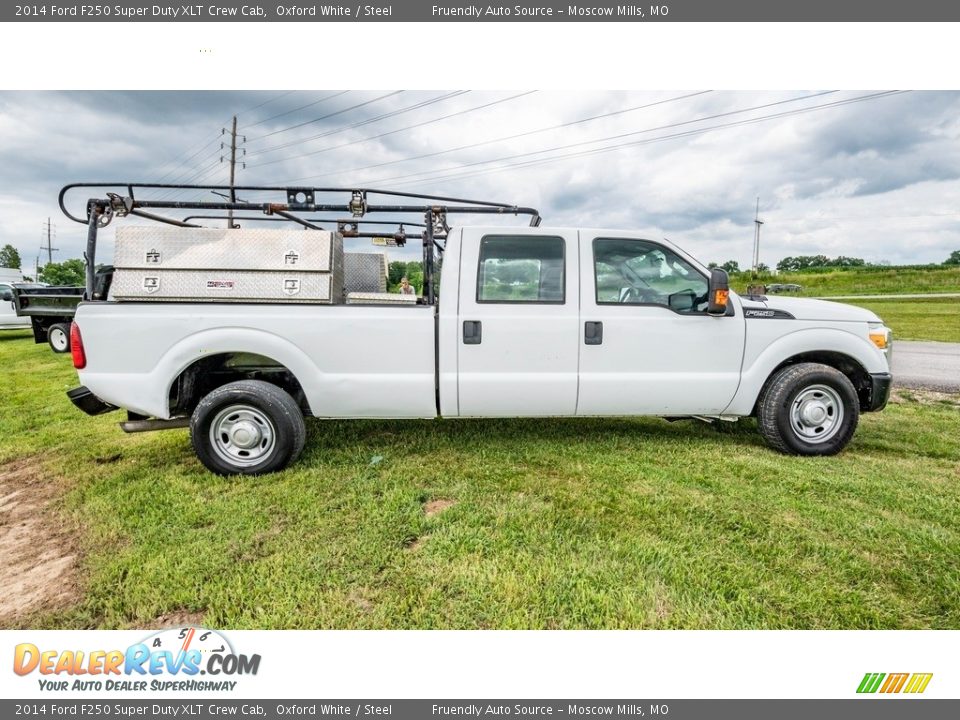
209 405 276 467
790 384 843 444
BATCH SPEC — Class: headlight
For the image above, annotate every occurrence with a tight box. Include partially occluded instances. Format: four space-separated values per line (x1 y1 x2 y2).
868 323 892 362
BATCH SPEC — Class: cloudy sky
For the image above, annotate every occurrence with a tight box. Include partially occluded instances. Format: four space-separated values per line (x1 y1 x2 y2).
1 89 958 273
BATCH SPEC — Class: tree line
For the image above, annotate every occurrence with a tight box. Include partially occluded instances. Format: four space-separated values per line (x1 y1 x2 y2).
710 250 960 275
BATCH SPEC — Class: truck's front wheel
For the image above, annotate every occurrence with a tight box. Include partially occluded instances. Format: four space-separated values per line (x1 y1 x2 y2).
190 380 306 476
757 362 860 456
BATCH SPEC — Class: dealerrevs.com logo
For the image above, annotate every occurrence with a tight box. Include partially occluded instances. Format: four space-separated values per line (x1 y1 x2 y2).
13 627 261 692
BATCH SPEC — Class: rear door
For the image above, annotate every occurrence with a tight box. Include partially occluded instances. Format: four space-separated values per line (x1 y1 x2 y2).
457 228 580 416
577 233 746 415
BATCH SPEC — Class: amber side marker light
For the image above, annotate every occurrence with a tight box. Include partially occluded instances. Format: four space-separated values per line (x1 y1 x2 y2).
869 332 888 350
714 289 729 306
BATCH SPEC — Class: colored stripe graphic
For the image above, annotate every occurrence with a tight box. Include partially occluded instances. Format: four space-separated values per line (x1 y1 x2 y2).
880 673 909 693
904 673 934 694
857 672 932 694
857 673 885 693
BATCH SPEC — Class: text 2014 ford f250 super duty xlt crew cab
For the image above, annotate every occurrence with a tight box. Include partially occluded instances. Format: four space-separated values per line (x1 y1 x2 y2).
60 185 892 475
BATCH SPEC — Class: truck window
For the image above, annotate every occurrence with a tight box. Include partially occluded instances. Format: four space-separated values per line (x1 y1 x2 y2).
477 235 565 303
593 238 709 313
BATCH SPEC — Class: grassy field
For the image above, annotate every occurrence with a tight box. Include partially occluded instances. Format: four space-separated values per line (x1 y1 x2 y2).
842 297 960 343
2 330 959 630
730 265 960 297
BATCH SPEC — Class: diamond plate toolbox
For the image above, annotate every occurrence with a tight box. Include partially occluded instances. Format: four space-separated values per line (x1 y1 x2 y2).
343 252 388 293
110 226 344 303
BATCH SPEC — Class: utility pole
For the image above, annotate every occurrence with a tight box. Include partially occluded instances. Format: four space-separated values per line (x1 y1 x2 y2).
752 197 764 273
226 116 238 229
40 217 58 265
222 116 246 229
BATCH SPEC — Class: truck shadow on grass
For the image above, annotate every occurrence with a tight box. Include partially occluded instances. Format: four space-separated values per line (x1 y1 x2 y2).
301 415 763 456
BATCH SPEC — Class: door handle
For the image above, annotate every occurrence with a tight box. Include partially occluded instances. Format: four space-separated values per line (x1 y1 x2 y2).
584 321 603 345
463 320 482 345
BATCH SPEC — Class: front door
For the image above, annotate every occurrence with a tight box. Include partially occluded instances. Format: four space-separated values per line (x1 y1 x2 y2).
577 234 746 416
0 284 28 327
457 228 580 417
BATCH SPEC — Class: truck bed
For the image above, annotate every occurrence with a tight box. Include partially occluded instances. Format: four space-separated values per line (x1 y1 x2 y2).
13 285 84 317
75 301 438 420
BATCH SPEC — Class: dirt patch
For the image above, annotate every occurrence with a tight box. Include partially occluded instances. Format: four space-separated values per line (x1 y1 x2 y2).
148 610 207 629
423 499 456 517
0 457 80 625
891 388 960 408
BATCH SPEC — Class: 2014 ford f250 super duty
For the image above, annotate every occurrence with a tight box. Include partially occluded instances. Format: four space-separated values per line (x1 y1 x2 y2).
61 185 892 475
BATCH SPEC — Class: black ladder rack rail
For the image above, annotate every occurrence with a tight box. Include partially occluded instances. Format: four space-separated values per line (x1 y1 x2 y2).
59 183 543 305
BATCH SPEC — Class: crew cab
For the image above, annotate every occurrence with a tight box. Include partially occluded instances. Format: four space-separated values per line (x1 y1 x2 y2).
61 185 892 475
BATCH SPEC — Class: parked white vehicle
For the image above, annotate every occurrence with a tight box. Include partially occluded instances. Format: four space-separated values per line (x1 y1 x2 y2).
1 268 31 329
61 185 893 475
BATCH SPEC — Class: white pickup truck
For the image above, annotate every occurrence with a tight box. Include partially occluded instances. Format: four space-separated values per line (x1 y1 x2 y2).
62 185 892 475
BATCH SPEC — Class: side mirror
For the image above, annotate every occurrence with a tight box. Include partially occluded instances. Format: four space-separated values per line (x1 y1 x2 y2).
707 269 730 315
1 290 12 302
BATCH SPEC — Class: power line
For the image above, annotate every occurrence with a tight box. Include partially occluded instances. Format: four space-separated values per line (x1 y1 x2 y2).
246 90 405 142
292 90 836 186
240 90 350 130
154 140 227 187
240 90 295 114
259 91 704 174
377 91 907 190
246 90 471 160
247 92 537 171
150 129 227 183
153 155 227 200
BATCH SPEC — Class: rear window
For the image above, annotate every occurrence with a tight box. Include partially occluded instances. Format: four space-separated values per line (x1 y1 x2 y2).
477 235 565 303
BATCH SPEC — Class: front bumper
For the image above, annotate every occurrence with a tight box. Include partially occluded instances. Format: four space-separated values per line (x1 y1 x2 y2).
67 386 116 416
865 372 893 412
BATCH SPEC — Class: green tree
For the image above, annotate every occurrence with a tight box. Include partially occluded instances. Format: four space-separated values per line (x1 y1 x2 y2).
39 259 85 286
387 261 408 287
0 244 21 269
777 256 798 272
755 263 770 273
404 261 424 292
720 260 740 274
945 250 960 266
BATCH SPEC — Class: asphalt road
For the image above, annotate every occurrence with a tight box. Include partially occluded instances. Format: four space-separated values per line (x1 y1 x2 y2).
892 341 960 392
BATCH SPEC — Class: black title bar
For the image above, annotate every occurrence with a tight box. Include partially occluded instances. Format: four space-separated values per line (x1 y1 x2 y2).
6 0 960 21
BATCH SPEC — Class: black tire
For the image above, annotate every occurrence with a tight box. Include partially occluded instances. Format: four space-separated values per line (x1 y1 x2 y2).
190 380 306 476
47 323 71 353
756 362 859 456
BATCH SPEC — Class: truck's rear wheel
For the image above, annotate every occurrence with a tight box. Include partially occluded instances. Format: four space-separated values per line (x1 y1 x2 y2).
190 380 306 476
756 362 859 456
47 323 71 353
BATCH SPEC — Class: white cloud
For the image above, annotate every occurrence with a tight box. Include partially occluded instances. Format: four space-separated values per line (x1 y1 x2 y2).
1 90 958 271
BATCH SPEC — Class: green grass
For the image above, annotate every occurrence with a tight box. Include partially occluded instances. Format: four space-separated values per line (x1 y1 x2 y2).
731 265 960 297
842 297 960 343
2 330 960 630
